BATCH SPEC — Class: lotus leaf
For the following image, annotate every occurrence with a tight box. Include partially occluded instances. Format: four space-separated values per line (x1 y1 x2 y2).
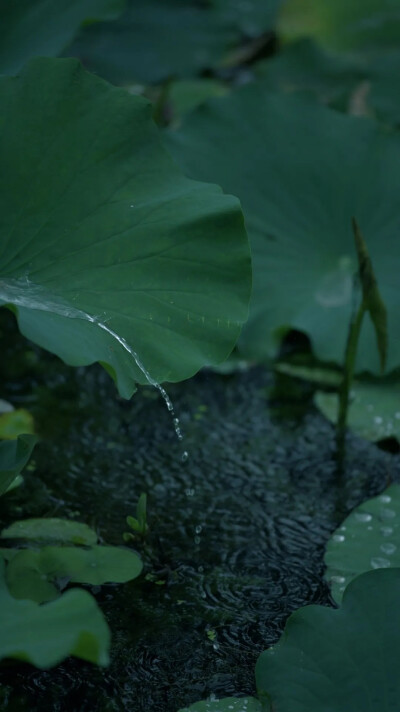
315 378 400 443
0 434 37 496
0 559 110 668
0 0 125 75
167 87 400 374
324 484 400 603
256 568 400 711
0 58 251 399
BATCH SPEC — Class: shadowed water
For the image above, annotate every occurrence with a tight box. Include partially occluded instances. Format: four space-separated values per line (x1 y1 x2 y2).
0 312 398 712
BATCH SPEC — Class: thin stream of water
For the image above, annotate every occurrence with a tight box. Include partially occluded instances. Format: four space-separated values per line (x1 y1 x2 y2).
0 277 187 449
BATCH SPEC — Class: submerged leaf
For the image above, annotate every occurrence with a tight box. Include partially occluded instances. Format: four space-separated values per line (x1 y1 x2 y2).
256 568 400 711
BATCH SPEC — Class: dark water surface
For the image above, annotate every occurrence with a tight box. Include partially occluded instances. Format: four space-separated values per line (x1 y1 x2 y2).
0 313 398 712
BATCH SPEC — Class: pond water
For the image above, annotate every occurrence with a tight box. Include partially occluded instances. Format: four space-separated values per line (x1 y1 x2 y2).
0 312 398 712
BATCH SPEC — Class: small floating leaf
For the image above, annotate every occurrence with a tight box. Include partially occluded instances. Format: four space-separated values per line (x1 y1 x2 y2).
5 545 142 602
324 484 400 603
0 558 110 668
256 568 400 711
1 518 98 545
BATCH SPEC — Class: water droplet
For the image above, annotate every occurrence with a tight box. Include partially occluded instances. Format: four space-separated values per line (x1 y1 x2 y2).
185 487 195 497
331 575 346 584
195 524 203 534
381 526 394 536
381 508 396 519
380 543 397 555
198 565 204 573
130 204 135 208
374 416 383 425
355 512 372 523
194 536 201 544
379 494 392 504
333 534 345 543
182 451 189 462
371 557 391 569
395 412 400 420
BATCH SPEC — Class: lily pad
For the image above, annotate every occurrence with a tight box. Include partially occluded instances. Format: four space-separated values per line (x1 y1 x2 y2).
178 697 261 712
324 484 400 603
315 379 400 442
1 518 98 545
0 58 251 399
0 559 110 668
0 434 37 496
0 0 125 75
5 545 142 602
167 87 400 374
256 568 400 711
278 0 400 55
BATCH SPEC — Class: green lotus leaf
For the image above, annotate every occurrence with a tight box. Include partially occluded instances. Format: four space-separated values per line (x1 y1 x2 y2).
6 545 142 602
367 51 400 126
255 38 366 110
167 87 400 373
324 484 400 604
0 0 125 75
65 0 237 85
0 434 37 496
256 568 400 711
214 0 280 37
1 518 98 545
0 558 110 668
315 377 400 442
178 697 261 712
0 58 251 399
278 0 400 55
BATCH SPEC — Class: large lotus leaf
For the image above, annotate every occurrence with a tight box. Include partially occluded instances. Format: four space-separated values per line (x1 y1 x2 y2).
255 39 366 109
167 87 400 373
0 58 250 399
0 0 125 75
0 559 110 668
6 545 142 602
278 0 400 55
315 378 400 442
324 484 400 604
0 434 37 496
256 568 400 712
65 0 237 85
178 697 261 712
1 518 98 545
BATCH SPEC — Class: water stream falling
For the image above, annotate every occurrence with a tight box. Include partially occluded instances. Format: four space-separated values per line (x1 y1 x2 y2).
0 277 187 451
